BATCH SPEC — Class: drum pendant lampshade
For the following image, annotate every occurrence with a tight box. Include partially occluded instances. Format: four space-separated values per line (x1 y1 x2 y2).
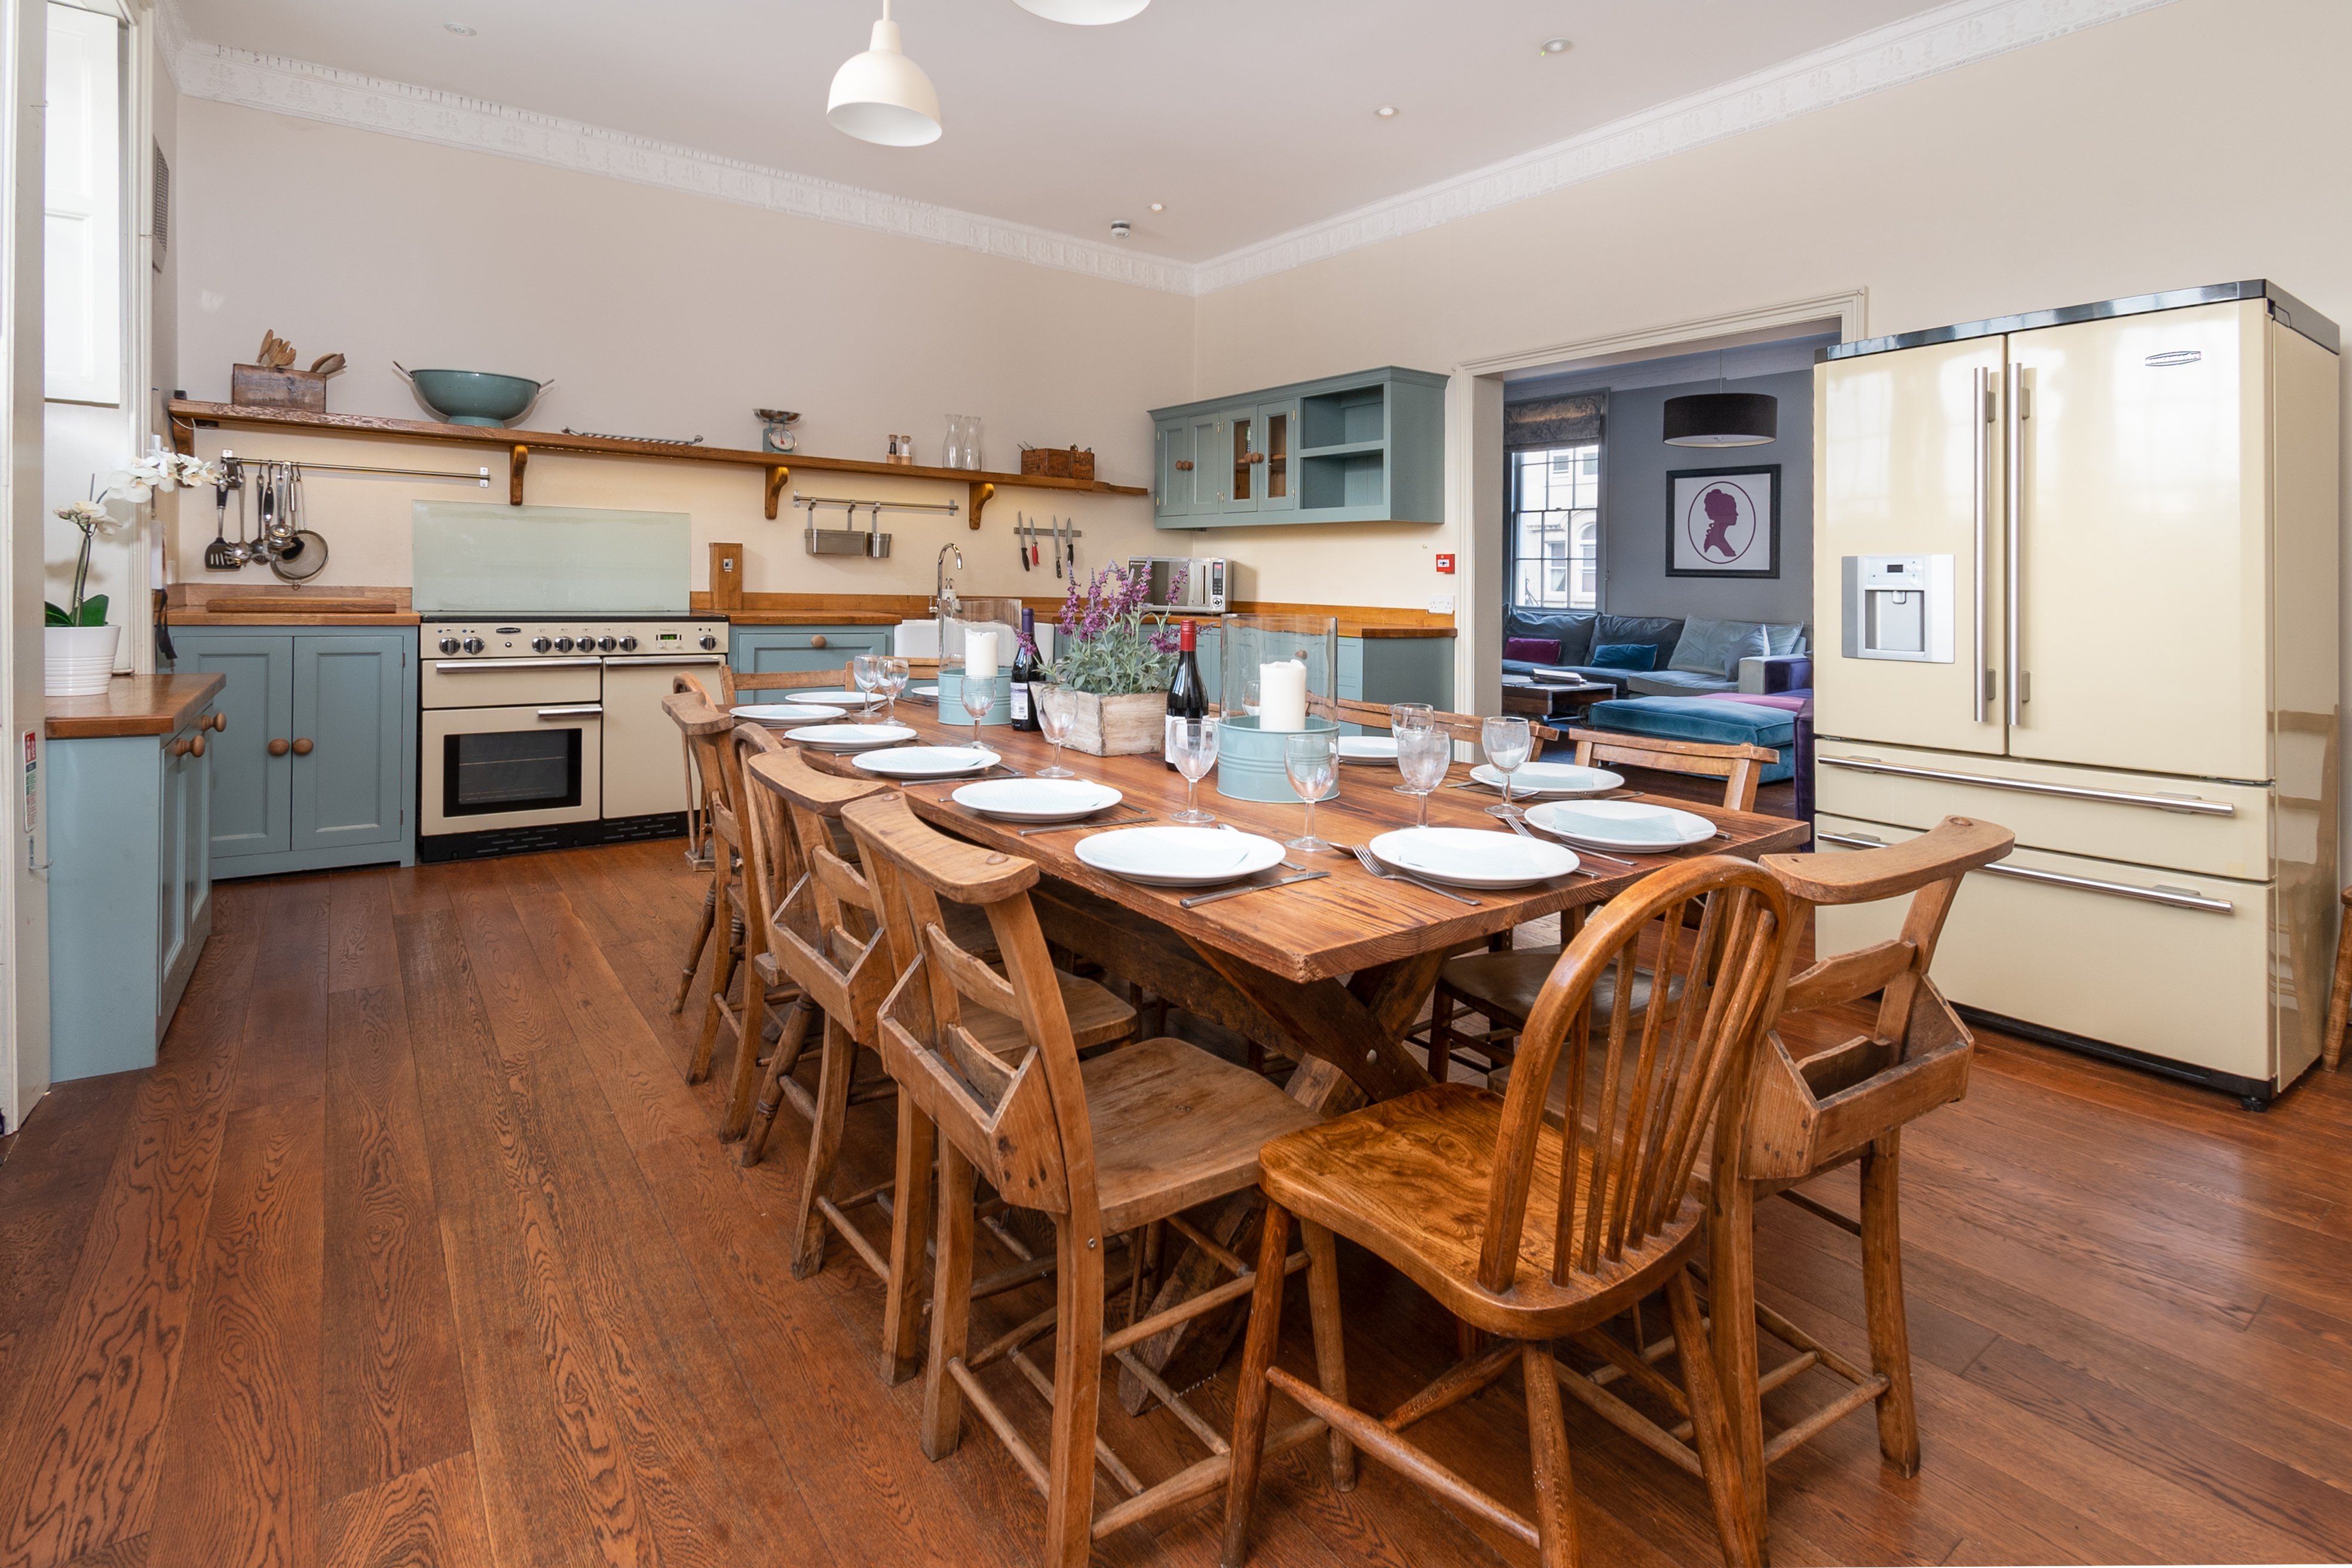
1661 390 1778 446
1014 0 1150 20
828 5 942 147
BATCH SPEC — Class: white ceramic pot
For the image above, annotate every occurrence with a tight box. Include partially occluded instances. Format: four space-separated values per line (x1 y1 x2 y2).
44 623 120 697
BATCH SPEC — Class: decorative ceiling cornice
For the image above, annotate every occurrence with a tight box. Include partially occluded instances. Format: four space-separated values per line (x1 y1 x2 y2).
1190 0 2179 294
163 0 2175 300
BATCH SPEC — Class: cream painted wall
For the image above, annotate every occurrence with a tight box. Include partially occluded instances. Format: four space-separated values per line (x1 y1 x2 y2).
170 98 1192 607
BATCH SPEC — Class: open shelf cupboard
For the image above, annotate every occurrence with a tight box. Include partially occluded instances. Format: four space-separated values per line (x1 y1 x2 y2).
1150 366 1446 528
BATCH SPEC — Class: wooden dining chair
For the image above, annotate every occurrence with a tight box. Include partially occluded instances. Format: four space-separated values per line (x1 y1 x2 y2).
1328 696 1560 748
672 671 718 869
687 721 803 1135
1221 855 1797 1568
1564 727 1778 814
719 661 860 705
1544 816 2013 1550
664 690 742 1019
2323 884 2351 1071
1420 728 1775 1086
842 792 1326 1566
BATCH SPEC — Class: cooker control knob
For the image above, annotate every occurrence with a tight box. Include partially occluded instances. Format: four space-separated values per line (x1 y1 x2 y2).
462 636 485 654
596 635 617 652
437 636 459 654
555 636 574 652
531 636 552 653
618 635 638 651
700 634 719 651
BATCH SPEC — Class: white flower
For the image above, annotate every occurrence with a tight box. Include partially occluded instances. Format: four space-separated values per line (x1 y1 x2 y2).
55 500 108 529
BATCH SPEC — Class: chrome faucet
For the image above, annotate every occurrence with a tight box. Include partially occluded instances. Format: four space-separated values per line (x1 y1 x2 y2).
935 542 963 620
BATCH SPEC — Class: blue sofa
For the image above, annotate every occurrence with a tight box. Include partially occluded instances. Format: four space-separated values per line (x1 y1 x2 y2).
1503 610 1809 698
1582 695 1800 784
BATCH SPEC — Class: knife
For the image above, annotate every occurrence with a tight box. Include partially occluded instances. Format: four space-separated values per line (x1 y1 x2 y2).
1052 514 1062 580
1018 513 1029 572
1179 869 1330 909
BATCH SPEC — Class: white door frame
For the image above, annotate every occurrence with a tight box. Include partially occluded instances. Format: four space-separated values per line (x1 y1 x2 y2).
1444 289 1870 720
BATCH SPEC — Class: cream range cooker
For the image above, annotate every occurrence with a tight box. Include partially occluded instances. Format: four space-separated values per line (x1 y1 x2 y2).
411 501 722 863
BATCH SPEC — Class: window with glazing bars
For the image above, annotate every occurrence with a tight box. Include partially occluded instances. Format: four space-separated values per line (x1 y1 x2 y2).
1509 444 1600 610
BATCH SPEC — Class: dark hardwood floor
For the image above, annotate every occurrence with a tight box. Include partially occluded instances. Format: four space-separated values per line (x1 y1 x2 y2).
2 837 2350 1567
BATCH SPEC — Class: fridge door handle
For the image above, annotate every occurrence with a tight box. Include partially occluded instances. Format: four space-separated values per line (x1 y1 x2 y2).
1973 365 1990 724
2004 360 2026 727
1815 754 2237 814
1818 833 2233 914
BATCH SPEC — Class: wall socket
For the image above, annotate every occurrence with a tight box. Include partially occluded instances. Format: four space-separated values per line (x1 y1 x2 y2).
1426 595 1455 615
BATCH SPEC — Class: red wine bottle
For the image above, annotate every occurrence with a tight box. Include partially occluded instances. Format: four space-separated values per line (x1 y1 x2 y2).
1165 618 1205 770
1010 608 1042 731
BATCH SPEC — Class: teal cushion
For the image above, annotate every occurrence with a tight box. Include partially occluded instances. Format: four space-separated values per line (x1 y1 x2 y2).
1590 642 1658 672
1585 697 1796 783
1764 623 1807 657
1666 617 1762 677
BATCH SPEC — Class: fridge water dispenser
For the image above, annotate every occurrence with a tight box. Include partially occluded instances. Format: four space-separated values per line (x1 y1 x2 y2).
1840 554 1954 663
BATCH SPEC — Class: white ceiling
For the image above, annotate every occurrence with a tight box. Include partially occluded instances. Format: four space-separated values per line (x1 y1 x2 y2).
174 0 1950 265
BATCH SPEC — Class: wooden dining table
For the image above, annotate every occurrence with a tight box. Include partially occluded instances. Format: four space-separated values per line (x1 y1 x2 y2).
797 697 1812 1397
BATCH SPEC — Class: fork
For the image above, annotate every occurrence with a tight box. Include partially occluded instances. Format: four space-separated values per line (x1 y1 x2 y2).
1341 843 1481 906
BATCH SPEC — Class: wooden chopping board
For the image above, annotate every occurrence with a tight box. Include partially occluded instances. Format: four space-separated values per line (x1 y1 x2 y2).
203 596 399 615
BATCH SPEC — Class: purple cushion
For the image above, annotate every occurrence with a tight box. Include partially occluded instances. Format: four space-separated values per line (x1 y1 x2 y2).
1503 636 1561 664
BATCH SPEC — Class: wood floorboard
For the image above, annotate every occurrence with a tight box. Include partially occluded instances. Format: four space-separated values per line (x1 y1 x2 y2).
4 841 2351 1567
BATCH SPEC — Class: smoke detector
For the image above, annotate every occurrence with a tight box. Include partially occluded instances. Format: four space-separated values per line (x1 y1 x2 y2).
1110 219 1132 239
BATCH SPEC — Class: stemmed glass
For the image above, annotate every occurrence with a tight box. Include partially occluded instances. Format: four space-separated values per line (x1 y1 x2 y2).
1389 702 1435 794
958 672 998 756
876 657 910 721
1166 716 1220 825
1396 725 1451 827
1283 730 1338 853
1035 686 1077 778
1481 715 1533 820
851 654 881 713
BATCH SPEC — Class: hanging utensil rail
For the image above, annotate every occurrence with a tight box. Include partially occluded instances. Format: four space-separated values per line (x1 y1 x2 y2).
220 452 491 486
791 492 961 517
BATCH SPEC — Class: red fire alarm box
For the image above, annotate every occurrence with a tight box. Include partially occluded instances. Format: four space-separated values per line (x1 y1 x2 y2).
1434 553 1456 574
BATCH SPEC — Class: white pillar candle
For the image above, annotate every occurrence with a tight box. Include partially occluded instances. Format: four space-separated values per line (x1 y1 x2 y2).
966 630 999 679
1259 659 1308 731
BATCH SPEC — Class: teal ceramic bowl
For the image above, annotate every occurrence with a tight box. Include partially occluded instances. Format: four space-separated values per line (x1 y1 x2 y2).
400 367 547 427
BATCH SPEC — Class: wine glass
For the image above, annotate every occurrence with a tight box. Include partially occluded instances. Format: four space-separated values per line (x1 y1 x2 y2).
851 654 881 710
876 657 910 720
1389 702 1435 793
1241 678 1261 718
1283 729 1338 853
1396 725 1452 828
958 672 998 756
1166 715 1220 825
1481 716 1533 820
1035 685 1077 779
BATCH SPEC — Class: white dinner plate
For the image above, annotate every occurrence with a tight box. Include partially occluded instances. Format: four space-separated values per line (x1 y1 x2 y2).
911 684 941 699
1369 826 1579 889
1527 798 1716 852
951 778 1123 822
852 745 999 780
1468 761 1624 798
1337 736 1398 764
732 702 846 724
784 722 918 752
786 688 884 708
1075 826 1285 888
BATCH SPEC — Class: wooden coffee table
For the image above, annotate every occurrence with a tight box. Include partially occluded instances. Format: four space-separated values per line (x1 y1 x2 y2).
1502 678 1613 725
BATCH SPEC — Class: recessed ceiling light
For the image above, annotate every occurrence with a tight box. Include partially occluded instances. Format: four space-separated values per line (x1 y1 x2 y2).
443 22 476 35
1148 202 1165 212
1540 37 1571 55
1374 105 1398 118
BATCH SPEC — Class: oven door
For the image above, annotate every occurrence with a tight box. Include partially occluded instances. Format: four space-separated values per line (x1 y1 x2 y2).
422 704 601 836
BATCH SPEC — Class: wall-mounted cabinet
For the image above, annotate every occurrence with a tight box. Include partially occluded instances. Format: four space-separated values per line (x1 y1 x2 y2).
1150 367 1446 529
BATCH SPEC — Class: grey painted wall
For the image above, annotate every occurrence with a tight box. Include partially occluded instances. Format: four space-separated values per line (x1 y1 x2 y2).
1593 368 1813 630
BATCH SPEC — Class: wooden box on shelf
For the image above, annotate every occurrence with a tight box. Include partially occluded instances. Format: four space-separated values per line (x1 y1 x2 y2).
1020 446 1095 482
1049 685 1163 757
229 364 329 412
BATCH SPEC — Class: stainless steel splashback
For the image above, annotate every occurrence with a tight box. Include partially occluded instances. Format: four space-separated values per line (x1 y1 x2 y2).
412 501 691 614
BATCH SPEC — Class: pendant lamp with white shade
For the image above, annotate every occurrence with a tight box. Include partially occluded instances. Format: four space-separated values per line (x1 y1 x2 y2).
1014 0 1149 21
828 1 942 147
1662 351 1778 446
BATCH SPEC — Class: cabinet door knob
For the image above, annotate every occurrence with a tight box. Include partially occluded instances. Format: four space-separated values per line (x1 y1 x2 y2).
1174 460 1193 471
268 738 290 757
208 712 226 732
170 737 192 757
189 734 206 758
809 633 828 649
291 737 314 756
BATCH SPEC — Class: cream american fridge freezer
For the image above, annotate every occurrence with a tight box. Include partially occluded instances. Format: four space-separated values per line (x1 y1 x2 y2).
1813 281 2339 1106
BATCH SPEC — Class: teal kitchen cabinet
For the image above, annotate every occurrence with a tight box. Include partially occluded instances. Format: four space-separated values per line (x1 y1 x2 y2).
47 679 219 1080
170 626 416 878
1151 368 1445 528
730 624 894 675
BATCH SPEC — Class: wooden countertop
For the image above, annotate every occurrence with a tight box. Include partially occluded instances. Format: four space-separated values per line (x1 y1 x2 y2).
169 611 422 626
47 674 225 739
722 611 906 626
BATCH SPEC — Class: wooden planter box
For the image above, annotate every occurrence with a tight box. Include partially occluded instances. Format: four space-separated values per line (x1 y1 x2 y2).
1020 446 1096 482
230 363 330 412
1049 686 1163 757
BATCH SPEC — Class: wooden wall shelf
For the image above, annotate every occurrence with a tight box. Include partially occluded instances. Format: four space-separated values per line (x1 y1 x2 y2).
165 400 1148 531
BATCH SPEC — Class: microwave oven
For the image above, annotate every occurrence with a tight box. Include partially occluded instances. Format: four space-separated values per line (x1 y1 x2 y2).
1126 555 1227 614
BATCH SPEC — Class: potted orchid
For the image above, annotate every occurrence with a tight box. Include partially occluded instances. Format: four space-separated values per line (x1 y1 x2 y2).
1030 562 1180 755
46 447 219 696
